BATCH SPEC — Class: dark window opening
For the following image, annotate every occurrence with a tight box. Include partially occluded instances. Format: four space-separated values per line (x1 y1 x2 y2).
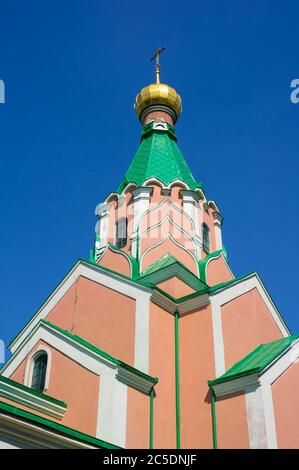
202 223 210 254
31 353 47 392
115 218 128 248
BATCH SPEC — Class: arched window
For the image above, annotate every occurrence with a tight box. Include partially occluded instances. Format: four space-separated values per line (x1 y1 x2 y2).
115 218 127 248
202 223 210 254
31 352 48 392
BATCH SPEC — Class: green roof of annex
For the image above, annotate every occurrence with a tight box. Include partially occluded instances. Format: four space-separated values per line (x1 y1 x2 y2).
118 122 204 193
209 334 299 386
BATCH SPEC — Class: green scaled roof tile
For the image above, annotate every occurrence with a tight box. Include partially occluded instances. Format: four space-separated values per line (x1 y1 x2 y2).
118 122 202 193
209 334 299 385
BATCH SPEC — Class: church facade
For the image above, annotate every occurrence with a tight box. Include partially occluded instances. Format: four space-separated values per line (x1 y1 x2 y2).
0 70 298 449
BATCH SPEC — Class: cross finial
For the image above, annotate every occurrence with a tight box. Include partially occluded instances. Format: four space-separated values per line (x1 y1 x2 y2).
150 46 166 83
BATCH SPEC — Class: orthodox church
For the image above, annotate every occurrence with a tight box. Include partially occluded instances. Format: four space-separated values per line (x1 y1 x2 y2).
0 56 298 449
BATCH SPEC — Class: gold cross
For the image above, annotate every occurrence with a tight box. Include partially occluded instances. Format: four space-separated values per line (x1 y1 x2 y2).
150 46 166 83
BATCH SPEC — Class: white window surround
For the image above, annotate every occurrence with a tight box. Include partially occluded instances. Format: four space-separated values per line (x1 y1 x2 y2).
24 346 52 392
1 322 155 448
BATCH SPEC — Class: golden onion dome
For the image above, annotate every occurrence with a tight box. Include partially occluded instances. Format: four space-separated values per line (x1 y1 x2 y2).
134 82 182 123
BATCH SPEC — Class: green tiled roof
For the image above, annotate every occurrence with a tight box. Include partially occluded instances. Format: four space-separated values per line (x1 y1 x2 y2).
209 334 299 385
118 122 203 193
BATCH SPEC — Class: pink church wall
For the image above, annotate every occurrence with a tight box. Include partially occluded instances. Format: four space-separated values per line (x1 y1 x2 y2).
221 288 283 370
179 304 215 448
141 239 198 275
149 302 176 448
126 387 150 449
9 340 99 436
205 255 234 286
216 392 249 448
156 277 195 298
98 247 132 278
272 360 299 448
47 276 136 366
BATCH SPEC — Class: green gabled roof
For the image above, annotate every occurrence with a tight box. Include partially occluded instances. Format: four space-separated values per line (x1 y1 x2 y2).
118 122 203 193
41 320 158 385
209 334 299 386
140 253 179 276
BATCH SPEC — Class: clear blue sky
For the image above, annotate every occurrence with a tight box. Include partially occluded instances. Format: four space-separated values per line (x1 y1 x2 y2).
1 1 298 360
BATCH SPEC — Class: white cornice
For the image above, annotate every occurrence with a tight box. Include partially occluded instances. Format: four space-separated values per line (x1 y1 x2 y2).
0 381 66 420
211 373 259 398
116 367 156 394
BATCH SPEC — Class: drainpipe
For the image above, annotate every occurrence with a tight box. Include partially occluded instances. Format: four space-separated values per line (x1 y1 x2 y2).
175 309 181 449
149 388 154 449
209 385 217 449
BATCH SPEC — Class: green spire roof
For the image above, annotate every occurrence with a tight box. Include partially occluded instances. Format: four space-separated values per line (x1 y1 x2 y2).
118 122 203 193
209 333 299 385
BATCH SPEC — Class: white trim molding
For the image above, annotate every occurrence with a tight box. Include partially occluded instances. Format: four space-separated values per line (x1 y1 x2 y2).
2 321 157 448
210 272 290 378
24 345 52 392
9 260 152 376
0 378 66 420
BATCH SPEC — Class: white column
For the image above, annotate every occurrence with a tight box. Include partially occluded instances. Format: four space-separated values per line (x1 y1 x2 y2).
181 190 202 259
213 211 223 251
94 203 112 260
131 187 152 258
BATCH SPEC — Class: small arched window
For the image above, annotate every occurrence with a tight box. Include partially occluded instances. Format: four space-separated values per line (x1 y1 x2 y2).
202 223 210 254
115 218 128 248
31 352 48 392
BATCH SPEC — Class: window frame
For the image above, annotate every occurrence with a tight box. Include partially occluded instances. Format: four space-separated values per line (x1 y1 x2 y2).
202 223 210 254
115 217 128 248
24 346 51 392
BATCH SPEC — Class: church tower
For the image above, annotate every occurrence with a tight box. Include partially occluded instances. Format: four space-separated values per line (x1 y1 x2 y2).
0 55 298 449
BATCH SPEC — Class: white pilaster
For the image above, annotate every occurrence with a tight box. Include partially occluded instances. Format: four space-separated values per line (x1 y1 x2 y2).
95 203 112 252
245 384 268 448
180 190 202 258
212 211 223 251
131 187 152 258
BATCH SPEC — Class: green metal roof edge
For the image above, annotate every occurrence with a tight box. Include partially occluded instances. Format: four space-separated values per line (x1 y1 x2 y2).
41 320 158 385
0 400 120 449
208 334 299 386
0 375 67 409
198 248 228 283
7 258 153 349
106 243 139 279
138 253 208 292
139 253 179 276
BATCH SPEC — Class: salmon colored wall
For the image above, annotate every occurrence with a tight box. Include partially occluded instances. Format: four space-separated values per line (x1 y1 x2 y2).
156 277 195 298
47 276 136 365
180 304 215 448
126 387 150 449
149 302 176 448
272 361 299 448
10 340 99 436
141 239 198 275
98 247 132 278
205 255 233 286
222 288 283 370
216 392 249 448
